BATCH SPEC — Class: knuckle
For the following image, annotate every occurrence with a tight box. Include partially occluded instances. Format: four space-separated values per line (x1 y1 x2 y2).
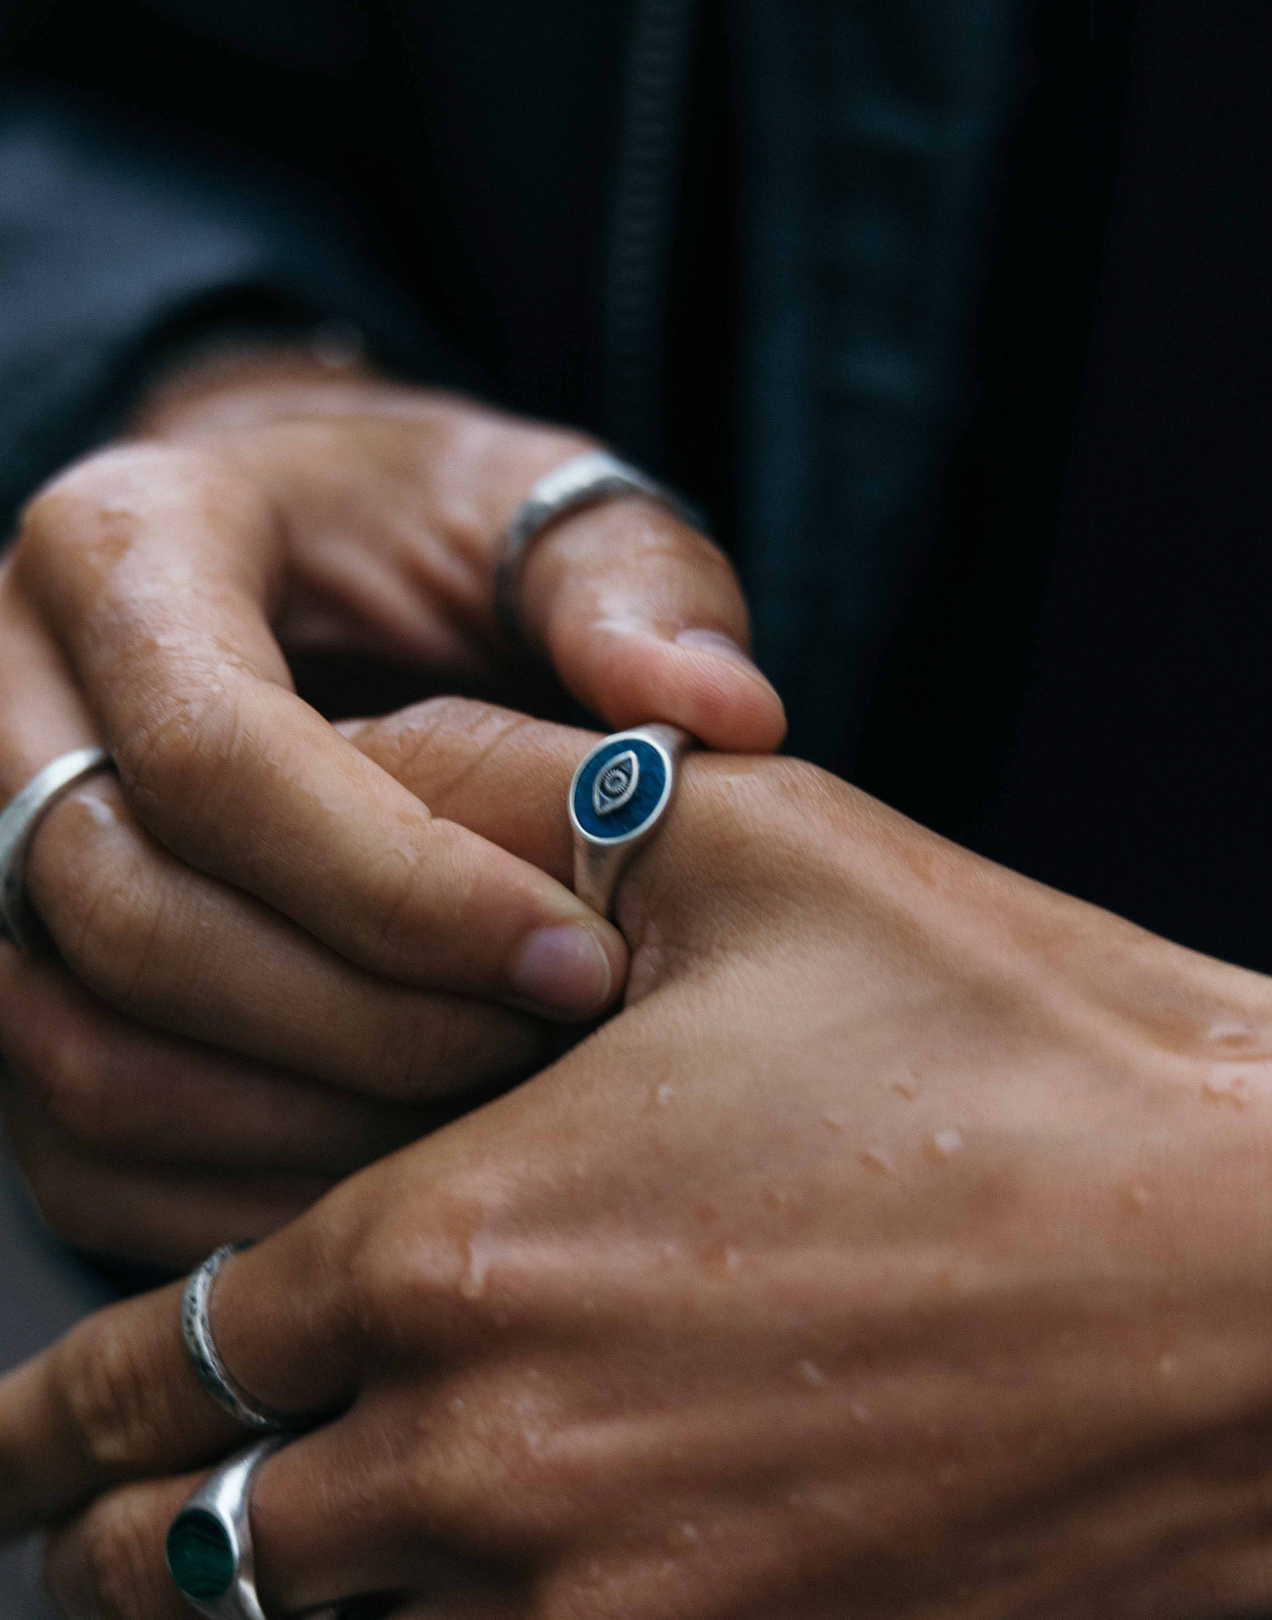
366 1001 456 1100
359 695 528 802
363 816 475 971
396 1381 574 1557
348 1183 495 1346
0 1116 80 1238
15 443 195 569
72 1491 169 1620
25 1021 111 1149
59 1311 170 1473
59 849 166 1010
366 999 529 1102
114 683 243 836
24 1179 99 1251
0 1113 116 1255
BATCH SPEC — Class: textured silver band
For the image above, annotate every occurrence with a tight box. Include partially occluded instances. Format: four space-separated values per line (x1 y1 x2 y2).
494 449 699 648
0 746 113 950
182 1245 304 1435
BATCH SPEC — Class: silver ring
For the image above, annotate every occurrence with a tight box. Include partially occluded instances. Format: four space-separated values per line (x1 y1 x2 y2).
569 724 691 919
0 746 113 950
494 449 700 648
182 1245 304 1435
166 1436 342 1620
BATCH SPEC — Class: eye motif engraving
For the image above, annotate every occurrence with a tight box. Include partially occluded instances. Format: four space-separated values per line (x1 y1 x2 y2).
593 750 640 818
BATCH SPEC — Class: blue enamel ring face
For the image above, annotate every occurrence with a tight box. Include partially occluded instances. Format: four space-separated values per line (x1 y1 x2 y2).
571 737 670 843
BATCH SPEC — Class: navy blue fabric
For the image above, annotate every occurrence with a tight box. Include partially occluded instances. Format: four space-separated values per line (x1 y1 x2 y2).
733 1 1023 764
0 0 1266 969
0 0 1022 774
0 87 468 528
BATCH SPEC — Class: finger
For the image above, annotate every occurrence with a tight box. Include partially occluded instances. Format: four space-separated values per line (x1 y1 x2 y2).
44 1465 516 1620
247 1392 541 1615
0 951 443 1175
336 698 588 885
0 1218 362 1537
15 446 625 1019
44 1470 201 1620
234 393 784 753
2 1107 339 1271
517 493 787 753
24 776 546 1101
0 572 546 1101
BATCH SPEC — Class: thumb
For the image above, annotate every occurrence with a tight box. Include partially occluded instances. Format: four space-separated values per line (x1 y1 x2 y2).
514 492 786 753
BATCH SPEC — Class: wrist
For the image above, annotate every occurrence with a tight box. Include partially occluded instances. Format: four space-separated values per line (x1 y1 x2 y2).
127 323 383 440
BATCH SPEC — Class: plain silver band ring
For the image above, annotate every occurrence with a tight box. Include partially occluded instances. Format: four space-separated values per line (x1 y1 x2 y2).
182 1245 304 1434
0 746 113 951
494 449 700 649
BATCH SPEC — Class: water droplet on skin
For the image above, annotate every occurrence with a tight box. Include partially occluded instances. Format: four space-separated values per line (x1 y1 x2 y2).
703 1242 742 1276
860 1147 894 1175
930 1128 964 1158
656 1083 676 1107
763 1188 789 1211
449 1396 465 1416
849 1401 872 1423
805 1489 854 1521
794 1359 829 1388
1121 1183 1151 1214
459 1239 491 1301
1202 1075 1248 1109
1209 1019 1252 1046
1159 1353 1177 1378
891 1078 917 1100
669 1522 700 1547
661 1241 681 1263
821 1112 845 1132
76 790 118 828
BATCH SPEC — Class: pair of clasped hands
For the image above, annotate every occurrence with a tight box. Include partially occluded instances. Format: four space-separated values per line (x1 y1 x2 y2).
4 358 1272 1620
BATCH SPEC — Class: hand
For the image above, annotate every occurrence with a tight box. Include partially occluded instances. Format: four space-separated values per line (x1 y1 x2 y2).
5 705 1272 1618
0 354 785 1266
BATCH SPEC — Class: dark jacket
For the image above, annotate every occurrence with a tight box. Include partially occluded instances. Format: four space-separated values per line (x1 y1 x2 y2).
0 1 1269 963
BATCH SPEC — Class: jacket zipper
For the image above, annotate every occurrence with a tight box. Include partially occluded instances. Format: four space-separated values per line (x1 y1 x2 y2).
603 0 699 471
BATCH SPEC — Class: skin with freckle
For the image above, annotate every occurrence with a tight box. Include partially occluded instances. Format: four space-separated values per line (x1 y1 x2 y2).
4 707 1272 1618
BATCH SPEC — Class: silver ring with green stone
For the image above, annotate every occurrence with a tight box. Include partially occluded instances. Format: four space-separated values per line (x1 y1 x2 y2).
166 1437 300 1619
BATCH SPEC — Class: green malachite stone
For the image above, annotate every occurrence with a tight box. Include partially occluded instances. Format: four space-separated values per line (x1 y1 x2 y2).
166 1508 235 1601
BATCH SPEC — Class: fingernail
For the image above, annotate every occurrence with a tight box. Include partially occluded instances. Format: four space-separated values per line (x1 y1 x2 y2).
675 628 762 671
512 924 614 1015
